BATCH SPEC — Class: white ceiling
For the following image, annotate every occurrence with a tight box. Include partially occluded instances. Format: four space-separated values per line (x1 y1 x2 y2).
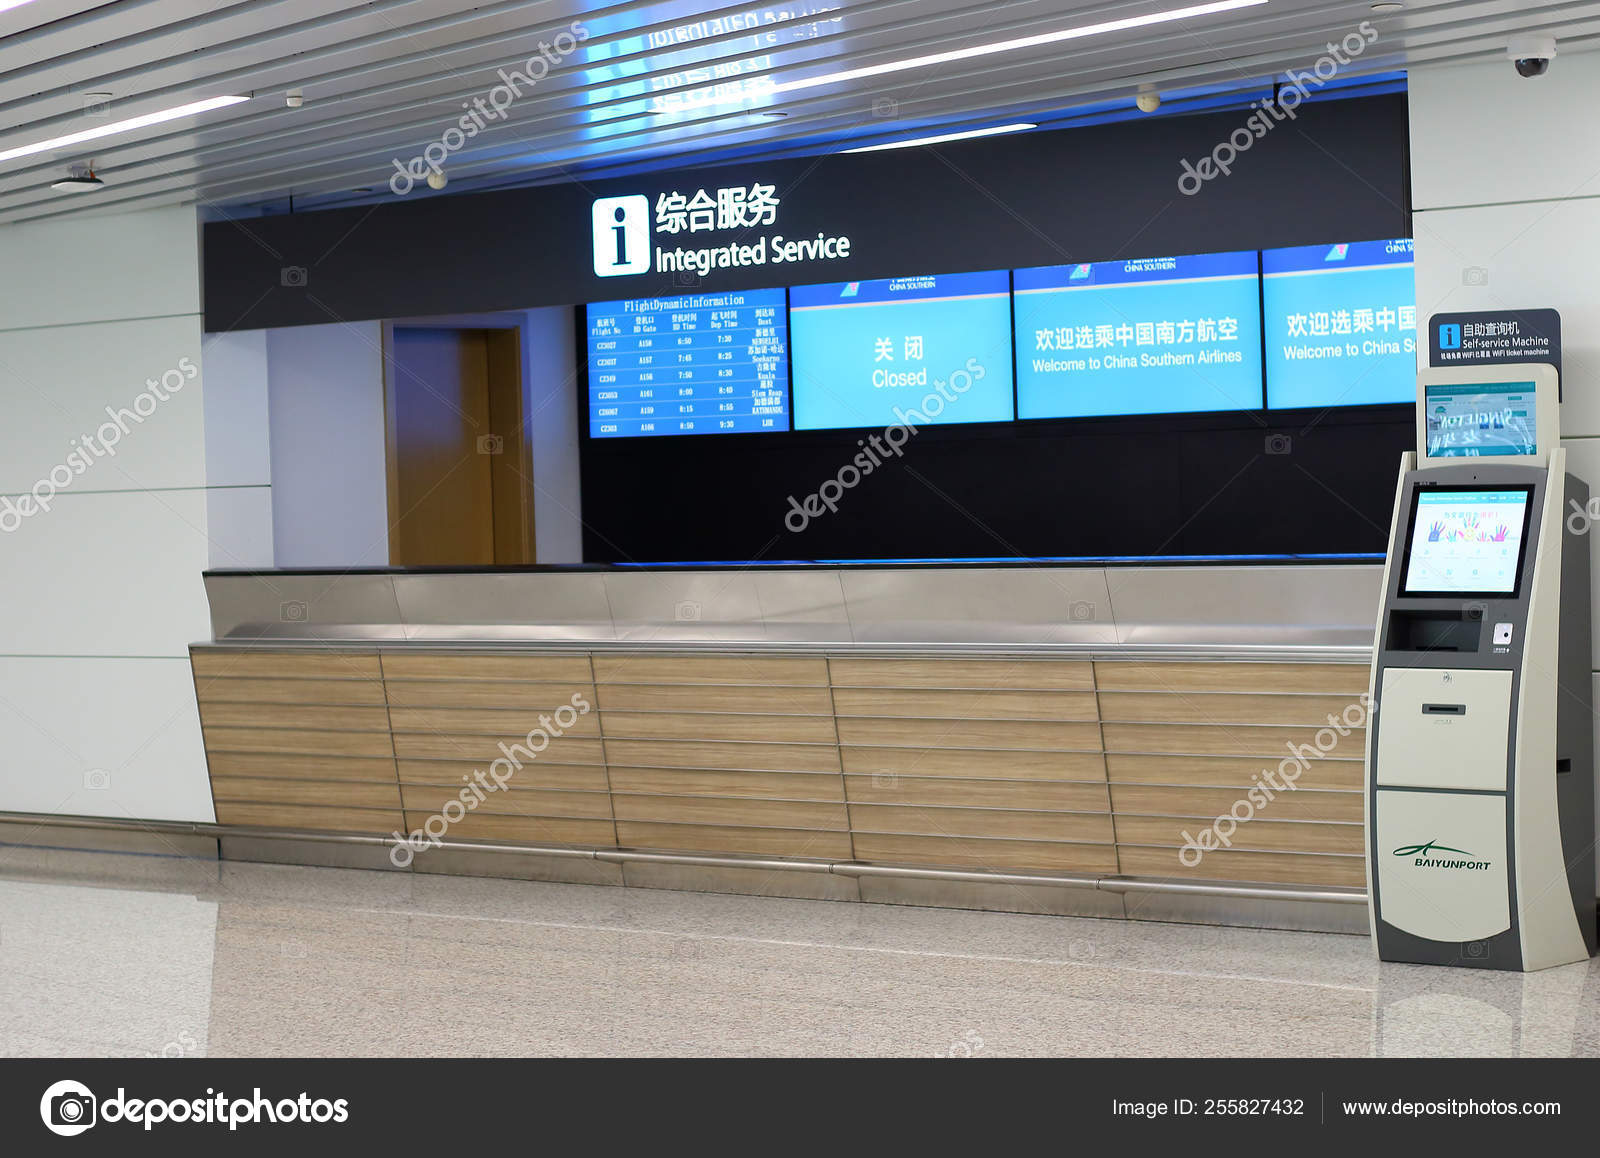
0 0 1596 226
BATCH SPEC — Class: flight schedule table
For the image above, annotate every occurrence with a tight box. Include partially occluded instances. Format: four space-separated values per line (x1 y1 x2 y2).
586 288 790 437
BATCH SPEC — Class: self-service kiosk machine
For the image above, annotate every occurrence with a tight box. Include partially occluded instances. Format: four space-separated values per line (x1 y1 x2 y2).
1366 362 1597 970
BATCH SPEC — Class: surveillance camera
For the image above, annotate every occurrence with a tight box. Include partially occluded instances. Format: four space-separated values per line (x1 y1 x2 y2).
1507 34 1556 77
1135 90 1161 113
426 168 447 190
285 89 304 108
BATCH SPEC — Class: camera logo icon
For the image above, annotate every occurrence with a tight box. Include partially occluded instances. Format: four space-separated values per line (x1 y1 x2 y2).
476 434 503 455
1265 433 1293 455
280 265 308 288
280 600 309 622
674 600 702 622
40 1080 97 1136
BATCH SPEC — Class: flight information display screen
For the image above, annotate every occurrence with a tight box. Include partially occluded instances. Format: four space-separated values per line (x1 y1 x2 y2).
1424 382 1538 458
586 288 789 438
1013 250 1264 418
1401 487 1533 596
789 270 1015 431
1262 238 1416 408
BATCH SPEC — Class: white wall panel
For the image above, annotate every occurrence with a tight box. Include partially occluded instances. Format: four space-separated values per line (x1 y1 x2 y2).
1412 54 1600 898
200 329 272 488
525 305 582 564
0 206 199 330
1410 57 1600 211
0 205 217 824
0 657 212 823
204 485 274 570
1413 199 1600 438
266 322 389 567
0 488 211 657
0 314 204 494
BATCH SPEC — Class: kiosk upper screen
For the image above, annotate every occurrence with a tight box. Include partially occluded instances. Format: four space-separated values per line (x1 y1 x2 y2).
1401 487 1533 596
1424 382 1537 458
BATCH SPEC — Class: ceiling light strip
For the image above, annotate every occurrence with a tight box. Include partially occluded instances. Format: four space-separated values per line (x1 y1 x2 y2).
842 122 1038 153
755 0 1271 99
0 95 250 166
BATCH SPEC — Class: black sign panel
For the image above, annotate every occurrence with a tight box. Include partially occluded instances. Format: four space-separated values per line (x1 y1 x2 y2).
203 95 1409 332
1427 308 1562 386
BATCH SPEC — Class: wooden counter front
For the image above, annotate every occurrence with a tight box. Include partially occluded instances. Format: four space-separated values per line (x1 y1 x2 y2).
190 648 1367 890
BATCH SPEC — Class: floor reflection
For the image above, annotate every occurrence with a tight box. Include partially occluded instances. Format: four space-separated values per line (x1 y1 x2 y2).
0 847 1595 1057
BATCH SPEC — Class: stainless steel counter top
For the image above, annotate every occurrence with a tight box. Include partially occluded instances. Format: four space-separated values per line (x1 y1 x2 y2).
200 563 1382 660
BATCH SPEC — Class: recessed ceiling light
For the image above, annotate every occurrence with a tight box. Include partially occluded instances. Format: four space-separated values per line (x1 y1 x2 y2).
0 94 249 165
0 0 44 14
718 0 1268 103
1370 2 1403 11
843 123 1037 153
350 186 374 194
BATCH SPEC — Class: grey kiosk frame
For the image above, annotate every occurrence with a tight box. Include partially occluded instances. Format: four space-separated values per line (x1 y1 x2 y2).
1365 361 1597 970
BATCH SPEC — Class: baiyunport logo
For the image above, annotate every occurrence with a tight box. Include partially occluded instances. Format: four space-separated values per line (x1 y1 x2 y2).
1394 839 1492 870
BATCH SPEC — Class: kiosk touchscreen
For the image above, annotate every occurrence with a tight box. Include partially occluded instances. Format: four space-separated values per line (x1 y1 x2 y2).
1366 361 1596 970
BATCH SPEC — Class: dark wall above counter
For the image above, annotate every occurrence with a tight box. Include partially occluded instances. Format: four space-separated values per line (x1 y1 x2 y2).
202 95 1409 332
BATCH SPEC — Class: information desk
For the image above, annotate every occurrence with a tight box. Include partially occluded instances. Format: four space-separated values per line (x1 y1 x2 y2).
189 560 1385 929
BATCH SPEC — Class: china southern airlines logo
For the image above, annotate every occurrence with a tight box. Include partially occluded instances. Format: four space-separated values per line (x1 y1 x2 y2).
1324 243 1349 261
1068 263 1092 279
592 195 650 277
1394 839 1491 870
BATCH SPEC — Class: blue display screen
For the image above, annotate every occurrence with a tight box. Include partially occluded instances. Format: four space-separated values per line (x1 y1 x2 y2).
587 288 789 437
1262 238 1416 408
789 270 1016 431
1013 251 1264 418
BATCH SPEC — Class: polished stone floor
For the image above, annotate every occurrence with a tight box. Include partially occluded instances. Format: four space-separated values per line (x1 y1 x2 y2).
0 845 1596 1057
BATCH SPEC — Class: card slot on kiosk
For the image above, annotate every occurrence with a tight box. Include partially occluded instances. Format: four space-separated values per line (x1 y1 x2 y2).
1365 353 1596 970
